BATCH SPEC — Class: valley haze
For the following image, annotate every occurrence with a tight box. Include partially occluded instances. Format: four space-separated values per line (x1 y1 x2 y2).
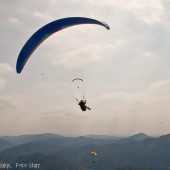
0 133 170 170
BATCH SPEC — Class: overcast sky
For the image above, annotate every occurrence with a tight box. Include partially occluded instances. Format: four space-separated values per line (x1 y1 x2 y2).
1 0 170 136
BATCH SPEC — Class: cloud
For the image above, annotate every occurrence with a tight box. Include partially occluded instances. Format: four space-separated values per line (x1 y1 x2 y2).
98 79 170 118
33 11 52 21
101 79 170 102
0 63 13 89
149 80 170 90
8 17 21 24
148 80 170 97
65 112 88 119
39 108 88 120
0 77 5 89
106 0 164 25
55 43 108 68
39 111 61 120
34 82 54 89
143 51 157 59
0 63 13 74
100 91 149 108
93 0 164 25
127 0 164 24
0 96 20 115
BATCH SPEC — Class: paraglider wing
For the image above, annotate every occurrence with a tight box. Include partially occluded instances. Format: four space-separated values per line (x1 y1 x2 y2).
72 78 83 82
90 151 98 156
16 17 110 73
72 78 84 96
90 151 98 163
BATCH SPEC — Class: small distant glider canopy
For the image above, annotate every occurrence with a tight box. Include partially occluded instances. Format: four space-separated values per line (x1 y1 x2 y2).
72 78 83 82
16 17 110 73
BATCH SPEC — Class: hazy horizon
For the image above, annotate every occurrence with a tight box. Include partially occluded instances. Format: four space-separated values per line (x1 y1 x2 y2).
0 131 165 138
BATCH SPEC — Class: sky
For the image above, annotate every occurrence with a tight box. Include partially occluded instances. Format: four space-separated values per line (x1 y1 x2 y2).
1 0 170 136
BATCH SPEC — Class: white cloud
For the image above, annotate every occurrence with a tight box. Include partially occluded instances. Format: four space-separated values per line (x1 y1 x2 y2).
100 91 151 106
33 11 53 21
8 17 20 24
0 64 13 89
55 44 104 68
130 0 164 24
149 79 170 90
0 63 13 74
101 79 170 102
148 80 170 98
143 52 157 59
0 77 5 88
0 96 21 114
100 0 164 25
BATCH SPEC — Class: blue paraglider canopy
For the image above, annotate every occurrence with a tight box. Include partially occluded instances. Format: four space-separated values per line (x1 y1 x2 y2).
16 17 110 73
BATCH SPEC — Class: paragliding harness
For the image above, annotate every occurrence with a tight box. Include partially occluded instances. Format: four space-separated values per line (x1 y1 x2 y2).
76 99 91 111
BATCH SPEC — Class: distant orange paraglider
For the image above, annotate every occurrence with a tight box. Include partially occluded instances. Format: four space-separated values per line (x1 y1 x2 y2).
90 151 98 163
90 151 98 156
